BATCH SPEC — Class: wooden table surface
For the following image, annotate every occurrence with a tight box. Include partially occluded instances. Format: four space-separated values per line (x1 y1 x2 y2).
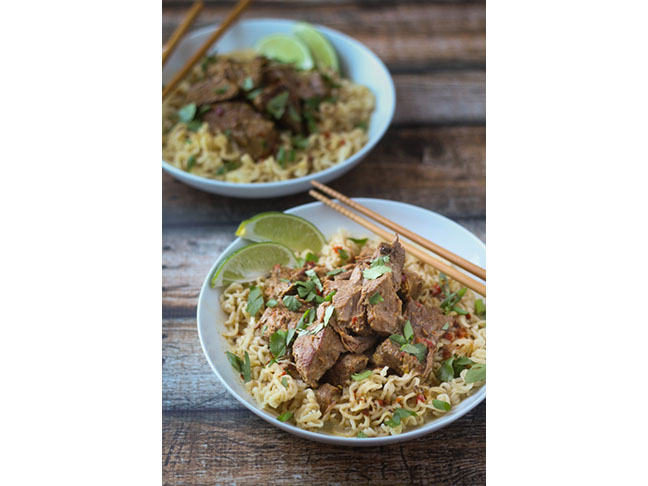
162 1 485 484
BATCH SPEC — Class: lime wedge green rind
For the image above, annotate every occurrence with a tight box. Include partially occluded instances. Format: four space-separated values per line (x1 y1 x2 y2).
236 212 326 253
210 242 297 288
255 34 314 70
293 22 339 73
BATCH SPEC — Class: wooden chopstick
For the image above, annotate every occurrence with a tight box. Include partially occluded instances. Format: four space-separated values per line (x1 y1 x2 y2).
311 180 486 281
309 190 486 297
162 0 252 100
162 0 205 67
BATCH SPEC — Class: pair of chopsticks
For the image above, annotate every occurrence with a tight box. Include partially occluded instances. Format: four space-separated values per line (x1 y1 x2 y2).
309 181 486 297
162 0 252 100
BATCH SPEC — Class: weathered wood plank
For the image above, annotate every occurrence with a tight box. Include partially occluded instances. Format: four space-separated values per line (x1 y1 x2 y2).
163 318 240 410
162 125 486 227
163 404 486 485
162 3 485 68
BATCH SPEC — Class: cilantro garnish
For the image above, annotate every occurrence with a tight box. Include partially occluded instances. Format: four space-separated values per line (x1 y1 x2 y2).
432 399 451 411
351 370 371 381
348 237 368 245
282 294 302 312
242 76 254 91
267 91 289 119
246 286 264 317
385 408 417 427
277 411 293 422
326 268 344 277
226 351 251 383
177 103 197 123
368 292 384 305
362 255 392 280
186 155 196 172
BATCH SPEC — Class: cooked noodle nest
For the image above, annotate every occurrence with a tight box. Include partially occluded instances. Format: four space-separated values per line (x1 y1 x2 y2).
219 230 486 437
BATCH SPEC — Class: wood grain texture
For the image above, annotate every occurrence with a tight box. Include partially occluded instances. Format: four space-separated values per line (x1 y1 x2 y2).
163 403 486 485
163 125 485 227
162 2 485 69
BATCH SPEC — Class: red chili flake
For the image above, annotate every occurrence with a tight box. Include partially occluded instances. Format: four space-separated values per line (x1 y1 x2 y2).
442 348 451 359
377 399 385 407
280 371 286 376
351 316 358 324
333 246 342 254
324 132 330 139
444 332 455 341
417 394 426 402
456 328 468 339
338 140 346 147
432 284 442 296
361 409 369 416
466 313 472 319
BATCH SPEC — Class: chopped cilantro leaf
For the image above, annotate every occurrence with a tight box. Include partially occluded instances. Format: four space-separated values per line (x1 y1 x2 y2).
247 88 263 100
267 91 289 119
242 351 252 382
246 286 264 317
242 76 254 91
177 103 197 123
351 370 371 381
186 155 196 172
226 351 242 373
326 268 344 277
400 343 427 363
348 237 368 245
282 294 302 312
277 411 293 422
432 399 451 411
464 363 486 384
474 299 486 318
266 299 278 308
368 292 384 305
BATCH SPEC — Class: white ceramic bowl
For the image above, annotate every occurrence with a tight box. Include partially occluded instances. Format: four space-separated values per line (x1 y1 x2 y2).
197 198 486 445
163 19 395 198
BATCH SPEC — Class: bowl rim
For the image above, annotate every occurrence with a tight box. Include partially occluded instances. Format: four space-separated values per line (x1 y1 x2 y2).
162 18 396 190
196 198 486 446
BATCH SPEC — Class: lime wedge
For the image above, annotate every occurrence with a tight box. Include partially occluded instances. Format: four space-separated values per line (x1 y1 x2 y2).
293 22 339 73
236 212 326 253
210 242 297 288
255 34 314 70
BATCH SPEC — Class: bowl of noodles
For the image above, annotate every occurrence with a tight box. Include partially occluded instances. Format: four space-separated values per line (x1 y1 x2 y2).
197 199 486 445
162 19 396 198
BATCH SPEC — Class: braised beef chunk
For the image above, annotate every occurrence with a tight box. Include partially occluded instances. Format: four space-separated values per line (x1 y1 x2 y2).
295 71 331 100
203 102 277 159
264 265 307 300
292 304 344 386
362 237 406 335
402 299 451 376
252 84 302 134
186 76 239 105
400 270 424 301
187 57 267 105
329 266 366 332
337 331 377 354
324 353 369 386
257 306 302 339
363 272 402 335
372 338 422 375
315 383 341 414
